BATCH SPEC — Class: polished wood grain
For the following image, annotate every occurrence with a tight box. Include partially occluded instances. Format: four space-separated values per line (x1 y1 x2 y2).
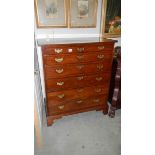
45 73 110 92
47 86 109 105
44 62 112 79
47 95 107 115
43 52 112 66
42 43 114 55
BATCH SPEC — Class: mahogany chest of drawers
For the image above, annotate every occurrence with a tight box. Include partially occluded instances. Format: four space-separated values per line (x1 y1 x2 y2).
40 38 116 126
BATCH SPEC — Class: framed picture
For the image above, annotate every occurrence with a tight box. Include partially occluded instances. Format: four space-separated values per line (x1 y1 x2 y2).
101 0 121 38
35 0 68 28
69 0 98 28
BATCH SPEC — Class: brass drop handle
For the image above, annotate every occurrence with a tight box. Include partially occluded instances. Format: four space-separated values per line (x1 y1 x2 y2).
56 68 64 73
57 94 65 99
77 76 84 80
97 64 103 70
76 65 84 69
54 48 63 53
55 57 64 63
98 46 105 50
93 99 100 103
77 55 84 59
94 88 102 93
57 82 64 86
58 105 64 109
96 77 103 81
97 55 104 59
77 48 84 52
76 100 83 104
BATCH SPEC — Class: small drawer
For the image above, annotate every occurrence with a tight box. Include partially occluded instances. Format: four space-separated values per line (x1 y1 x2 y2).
47 86 109 105
44 62 112 79
48 95 107 115
85 44 114 52
45 73 110 92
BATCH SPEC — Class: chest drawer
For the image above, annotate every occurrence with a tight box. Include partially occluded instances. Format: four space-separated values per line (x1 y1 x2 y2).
42 43 114 55
47 86 108 105
47 95 107 115
44 62 112 79
43 52 112 66
45 73 110 92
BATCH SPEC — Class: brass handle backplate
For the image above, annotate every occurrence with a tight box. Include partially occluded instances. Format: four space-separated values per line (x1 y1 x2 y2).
77 76 84 80
96 77 103 81
98 46 105 50
97 64 103 70
56 68 64 73
55 57 64 63
57 82 64 86
54 49 63 53
58 105 64 109
76 100 83 104
77 48 84 52
77 55 84 59
57 94 65 99
93 99 100 103
94 88 102 93
97 55 104 59
76 65 84 69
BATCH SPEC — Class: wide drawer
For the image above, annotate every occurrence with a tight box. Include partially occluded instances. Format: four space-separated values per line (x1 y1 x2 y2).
45 73 110 92
47 95 107 115
42 43 114 55
44 62 112 79
43 52 112 66
47 86 109 105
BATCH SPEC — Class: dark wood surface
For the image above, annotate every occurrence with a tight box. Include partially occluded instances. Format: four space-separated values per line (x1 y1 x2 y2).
43 52 112 66
41 42 114 54
108 46 121 117
44 62 112 79
48 95 107 115
47 86 108 105
41 40 116 126
45 73 110 92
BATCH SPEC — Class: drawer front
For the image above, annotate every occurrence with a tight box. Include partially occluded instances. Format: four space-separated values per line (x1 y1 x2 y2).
45 73 110 92
47 86 109 105
86 44 114 52
44 62 112 79
48 95 107 115
43 52 112 66
42 43 113 55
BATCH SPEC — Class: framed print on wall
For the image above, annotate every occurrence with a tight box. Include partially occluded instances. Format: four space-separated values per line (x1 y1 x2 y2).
69 0 98 28
34 0 68 28
101 0 121 38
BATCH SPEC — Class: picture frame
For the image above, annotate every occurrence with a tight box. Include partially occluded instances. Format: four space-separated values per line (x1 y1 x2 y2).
69 0 98 28
101 0 121 38
34 0 68 28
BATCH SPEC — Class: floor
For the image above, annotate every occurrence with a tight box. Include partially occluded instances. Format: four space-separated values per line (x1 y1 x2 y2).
35 109 121 155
